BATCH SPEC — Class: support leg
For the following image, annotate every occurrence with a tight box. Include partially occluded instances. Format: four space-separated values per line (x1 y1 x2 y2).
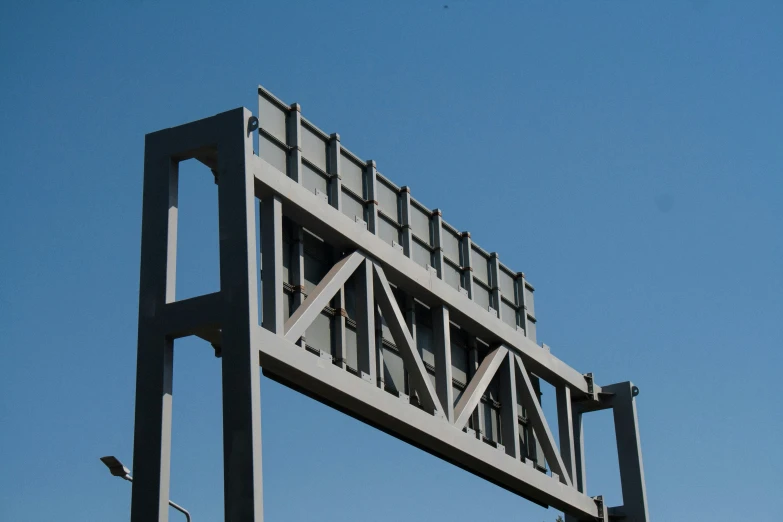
131 142 178 522
605 382 649 522
218 108 264 522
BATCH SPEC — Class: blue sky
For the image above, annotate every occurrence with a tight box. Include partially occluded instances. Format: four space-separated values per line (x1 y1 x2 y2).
1 1 781 520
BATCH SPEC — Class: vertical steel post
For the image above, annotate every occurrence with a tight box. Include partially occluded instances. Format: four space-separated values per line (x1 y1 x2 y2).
556 386 578 485
499 351 521 458
433 305 453 421
573 409 587 494
489 253 502 320
217 108 264 522
365 160 379 234
328 133 347 367
131 136 178 522
356 260 377 383
605 382 650 522
460 232 474 300
261 196 284 335
286 103 302 182
467 335 485 439
400 186 413 258
431 209 445 279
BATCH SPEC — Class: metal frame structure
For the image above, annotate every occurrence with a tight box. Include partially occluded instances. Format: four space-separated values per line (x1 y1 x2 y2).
130 86 649 522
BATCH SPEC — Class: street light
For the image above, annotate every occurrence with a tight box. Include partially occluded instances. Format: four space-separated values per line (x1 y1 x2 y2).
100 456 192 522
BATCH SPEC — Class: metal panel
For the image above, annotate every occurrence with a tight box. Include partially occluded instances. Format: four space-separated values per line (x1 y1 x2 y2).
501 300 517 329
302 163 329 198
443 261 461 291
411 238 432 269
344 324 358 371
302 232 331 295
301 124 328 171
499 268 516 302
258 94 287 143
305 312 333 355
450 326 469 384
377 215 400 247
524 284 535 317
409 203 431 242
341 189 364 222
441 225 461 262
376 179 399 220
258 136 287 175
526 317 536 343
382 345 405 392
472 246 489 284
339 152 364 196
473 283 491 310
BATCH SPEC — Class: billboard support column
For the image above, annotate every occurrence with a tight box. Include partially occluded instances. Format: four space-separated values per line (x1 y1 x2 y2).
131 135 178 522
218 108 264 521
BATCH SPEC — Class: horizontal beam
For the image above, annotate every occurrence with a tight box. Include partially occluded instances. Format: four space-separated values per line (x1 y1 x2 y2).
160 292 223 339
255 326 598 518
251 155 598 398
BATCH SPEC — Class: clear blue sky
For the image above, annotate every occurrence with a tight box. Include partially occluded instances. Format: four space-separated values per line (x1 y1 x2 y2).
1 1 781 520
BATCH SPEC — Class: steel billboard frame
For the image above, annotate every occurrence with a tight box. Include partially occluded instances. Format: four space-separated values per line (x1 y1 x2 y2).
130 95 649 522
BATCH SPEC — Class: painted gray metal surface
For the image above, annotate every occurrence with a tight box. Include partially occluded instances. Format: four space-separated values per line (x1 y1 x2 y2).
130 87 649 522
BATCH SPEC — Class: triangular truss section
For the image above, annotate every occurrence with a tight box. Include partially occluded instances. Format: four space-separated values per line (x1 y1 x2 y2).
281 250 444 418
514 353 572 486
452 344 573 487
373 263 444 418
284 251 366 342
453 346 509 429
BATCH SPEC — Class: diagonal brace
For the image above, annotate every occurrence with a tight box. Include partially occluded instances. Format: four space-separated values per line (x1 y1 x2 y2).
373 263 444 417
284 251 365 342
515 354 573 487
453 345 508 430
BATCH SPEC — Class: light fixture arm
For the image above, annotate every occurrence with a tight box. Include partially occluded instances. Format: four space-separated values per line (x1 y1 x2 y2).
101 456 191 522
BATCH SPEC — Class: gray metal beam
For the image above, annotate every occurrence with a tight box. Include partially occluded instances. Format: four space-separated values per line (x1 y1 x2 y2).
400 186 413 258
499 351 521 459
365 160 379 234
216 108 264 522
468 336 485 438
251 155 598 398
573 409 587 494
433 305 454 422
161 291 223 339
355 259 377 382
489 252 502 320
514 354 572 487
604 382 649 522
556 385 578 485
454 346 508 430
284 251 365 343
256 325 599 519
131 131 178 522
286 103 302 182
327 133 348 367
372 263 444 417
261 196 284 335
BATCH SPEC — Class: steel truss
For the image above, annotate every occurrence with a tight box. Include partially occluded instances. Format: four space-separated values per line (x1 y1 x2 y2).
131 106 649 522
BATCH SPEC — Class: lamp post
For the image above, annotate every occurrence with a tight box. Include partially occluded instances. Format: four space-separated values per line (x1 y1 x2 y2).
100 456 192 522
